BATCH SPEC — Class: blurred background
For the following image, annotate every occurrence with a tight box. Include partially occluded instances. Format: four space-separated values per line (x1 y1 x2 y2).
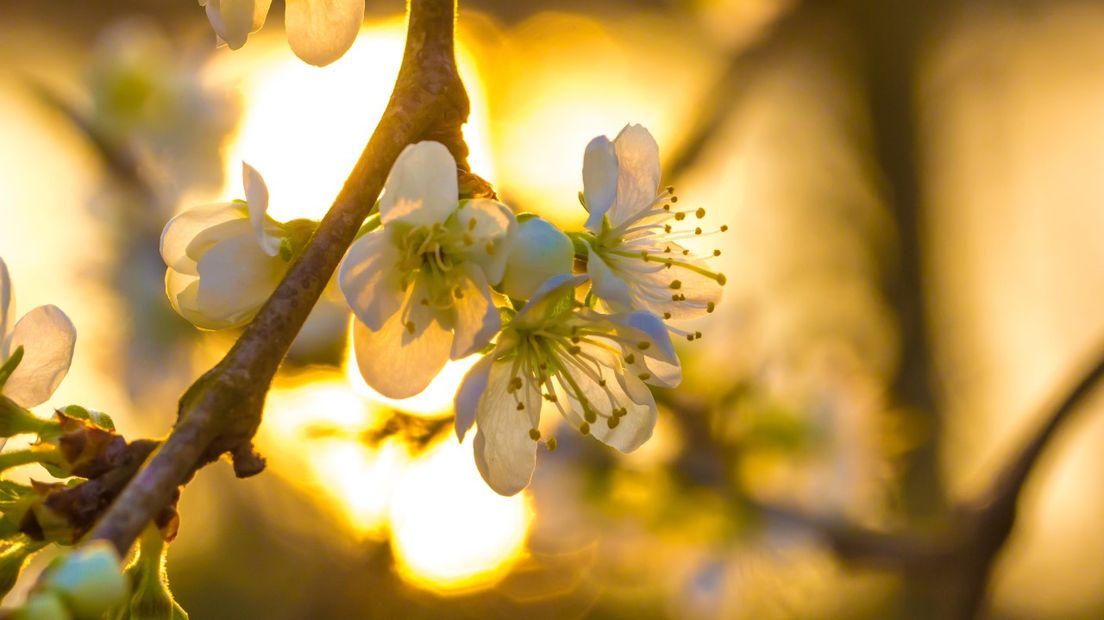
1 0 1103 618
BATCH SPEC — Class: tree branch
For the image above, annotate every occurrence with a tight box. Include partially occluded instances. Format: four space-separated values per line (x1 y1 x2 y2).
88 0 470 556
759 339 1104 619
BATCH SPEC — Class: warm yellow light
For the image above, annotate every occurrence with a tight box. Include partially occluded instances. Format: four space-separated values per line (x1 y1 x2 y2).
217 20 494 222
261 371 407 538
262 372 532 592
389 437 532 594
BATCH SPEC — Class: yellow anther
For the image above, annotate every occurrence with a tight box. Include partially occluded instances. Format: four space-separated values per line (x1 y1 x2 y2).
529 428 540 440
695 208 706 218
637 341 651 350
669 280 682 290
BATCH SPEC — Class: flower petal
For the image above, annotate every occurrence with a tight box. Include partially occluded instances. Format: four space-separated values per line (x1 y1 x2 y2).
160 203 243 276
251 0 272 30
552 358 656 454
285 0 364 66
450 269 499 359
0 257 12 348
379 141 458 227
592 373 657 452
205 0 255 49
607 124 661 228
583 135 618 232
2 305 76 407
454 353 494 441
243 162 280 257
455 199 516 286
352 298 452 399
586 245 633 311
192 235 286 329
339 230 404 332
473 360 541 496
626 256 722 321
613 311 681 387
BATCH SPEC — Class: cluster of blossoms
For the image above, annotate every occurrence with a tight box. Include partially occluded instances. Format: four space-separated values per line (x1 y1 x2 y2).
161 125 727 494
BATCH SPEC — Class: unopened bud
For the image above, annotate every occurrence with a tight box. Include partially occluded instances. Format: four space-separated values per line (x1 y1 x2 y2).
500 217 574 300
44 541 127 619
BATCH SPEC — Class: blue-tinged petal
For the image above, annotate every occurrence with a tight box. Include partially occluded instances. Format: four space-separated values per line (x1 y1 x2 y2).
454 354 494 441
585 244 633 311
243 162 280 257
339 230 404 332
450 268 499 359
582 135 618 232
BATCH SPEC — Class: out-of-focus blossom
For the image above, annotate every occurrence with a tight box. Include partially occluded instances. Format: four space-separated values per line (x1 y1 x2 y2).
340 142 516 399
86 20 238 203
500 215 574 300
455 275 680 496
580 124 726 326
0 258 76 408
160 163 298 330
199 0 365 66
40 541 127 620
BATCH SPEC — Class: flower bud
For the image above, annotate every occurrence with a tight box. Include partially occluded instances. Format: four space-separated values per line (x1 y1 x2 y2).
15 592 71 620
500 217 574 300
44 541 127 619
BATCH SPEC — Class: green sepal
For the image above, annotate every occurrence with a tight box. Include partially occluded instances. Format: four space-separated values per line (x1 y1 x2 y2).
278 219 320 263
56 406 114 432
0 346 24 392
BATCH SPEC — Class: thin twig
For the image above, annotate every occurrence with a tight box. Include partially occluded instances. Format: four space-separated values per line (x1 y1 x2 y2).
89 0 470 556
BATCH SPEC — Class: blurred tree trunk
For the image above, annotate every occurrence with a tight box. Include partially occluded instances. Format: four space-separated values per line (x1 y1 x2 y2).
838 0 952 617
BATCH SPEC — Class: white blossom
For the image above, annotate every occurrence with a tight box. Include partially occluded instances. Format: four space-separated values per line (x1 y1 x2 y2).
161 162 290 330
454 275 681 496
0 257 76 408
500 216 574 300
340 141 516 400
581 124 726 328
199 0 364 66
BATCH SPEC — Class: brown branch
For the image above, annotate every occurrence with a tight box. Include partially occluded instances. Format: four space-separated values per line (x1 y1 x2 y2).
88 0 470 556
755 340 1104 620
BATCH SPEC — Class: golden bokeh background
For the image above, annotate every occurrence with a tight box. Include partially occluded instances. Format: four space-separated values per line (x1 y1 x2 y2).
1 0 1103 618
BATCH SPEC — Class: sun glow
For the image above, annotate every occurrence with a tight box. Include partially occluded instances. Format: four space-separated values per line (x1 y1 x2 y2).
214 19 494 222
261 371 531 593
